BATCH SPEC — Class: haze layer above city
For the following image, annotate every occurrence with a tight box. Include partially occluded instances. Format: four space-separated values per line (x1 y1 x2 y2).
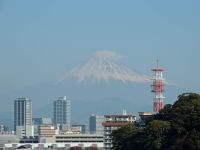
0 1 200 127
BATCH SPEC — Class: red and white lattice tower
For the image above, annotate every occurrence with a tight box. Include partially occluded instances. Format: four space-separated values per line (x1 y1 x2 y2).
151 60 165 112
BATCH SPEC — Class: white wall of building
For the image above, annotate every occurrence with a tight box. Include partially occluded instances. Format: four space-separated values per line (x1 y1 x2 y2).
16 125 34 138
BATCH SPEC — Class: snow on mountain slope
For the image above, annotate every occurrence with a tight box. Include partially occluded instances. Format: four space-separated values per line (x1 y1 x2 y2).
56 51 150 84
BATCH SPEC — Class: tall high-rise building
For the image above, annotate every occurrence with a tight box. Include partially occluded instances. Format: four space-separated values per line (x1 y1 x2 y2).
14 97 34 138
53 96 71 130
89 114 104 135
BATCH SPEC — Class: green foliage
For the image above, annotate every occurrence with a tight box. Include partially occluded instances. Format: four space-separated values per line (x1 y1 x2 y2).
111 124 144 150
143 120 170 150
183 129 200 150
145 120 170 137
111 93 200 150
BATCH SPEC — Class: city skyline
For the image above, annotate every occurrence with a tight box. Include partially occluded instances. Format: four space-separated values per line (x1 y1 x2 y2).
0 1 200 127
0 1 200 149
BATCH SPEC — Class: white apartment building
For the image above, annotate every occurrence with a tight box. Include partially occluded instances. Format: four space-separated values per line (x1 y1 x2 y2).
102 114 137 150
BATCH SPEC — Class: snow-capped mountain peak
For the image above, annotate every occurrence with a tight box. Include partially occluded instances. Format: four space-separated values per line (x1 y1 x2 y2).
56 51 150 84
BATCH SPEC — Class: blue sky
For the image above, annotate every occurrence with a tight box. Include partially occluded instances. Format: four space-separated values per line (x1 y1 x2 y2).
0 1 200 101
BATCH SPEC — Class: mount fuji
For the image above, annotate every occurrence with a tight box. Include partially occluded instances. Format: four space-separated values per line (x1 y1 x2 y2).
56 51 151 84
0 51 186 129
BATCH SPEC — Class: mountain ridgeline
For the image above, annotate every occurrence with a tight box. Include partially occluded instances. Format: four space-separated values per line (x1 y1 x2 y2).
111 93 200 150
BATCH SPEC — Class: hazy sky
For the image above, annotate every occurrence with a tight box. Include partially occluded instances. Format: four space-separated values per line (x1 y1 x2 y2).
0 0 200 95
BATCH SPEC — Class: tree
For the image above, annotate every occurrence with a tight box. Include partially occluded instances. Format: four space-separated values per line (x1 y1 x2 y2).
111 124 144 150
143 120 170 150
183 129 200 150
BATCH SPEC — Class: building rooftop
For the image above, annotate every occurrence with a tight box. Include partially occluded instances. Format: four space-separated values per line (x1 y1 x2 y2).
102 122 134 126
104 115 137 117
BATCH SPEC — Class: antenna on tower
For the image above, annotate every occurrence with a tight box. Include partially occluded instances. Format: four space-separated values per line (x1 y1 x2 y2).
151 60 165 112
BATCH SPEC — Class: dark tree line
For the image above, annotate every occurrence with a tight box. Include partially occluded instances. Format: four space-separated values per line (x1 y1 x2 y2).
111 93 200 150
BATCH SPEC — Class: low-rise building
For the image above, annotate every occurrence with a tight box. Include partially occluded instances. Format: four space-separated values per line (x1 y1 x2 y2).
38 125 59 136
38 125 59 143
39 134 103 149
